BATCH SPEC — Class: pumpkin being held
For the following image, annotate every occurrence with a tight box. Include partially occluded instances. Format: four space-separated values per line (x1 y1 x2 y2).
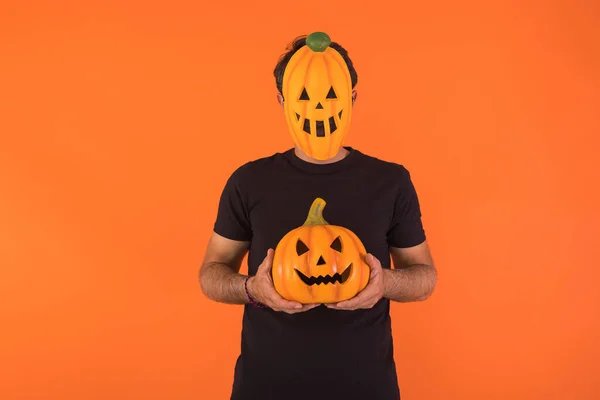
272 198 370 304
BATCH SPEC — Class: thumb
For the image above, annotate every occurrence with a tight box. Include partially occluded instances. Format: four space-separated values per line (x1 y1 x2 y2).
366 253 381 269
258 248 275 274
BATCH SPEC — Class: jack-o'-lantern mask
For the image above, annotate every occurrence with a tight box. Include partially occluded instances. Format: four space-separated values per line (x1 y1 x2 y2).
282 32 353 161
272 198 370 304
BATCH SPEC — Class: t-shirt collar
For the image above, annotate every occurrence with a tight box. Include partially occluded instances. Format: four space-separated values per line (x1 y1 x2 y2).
284 146 360 174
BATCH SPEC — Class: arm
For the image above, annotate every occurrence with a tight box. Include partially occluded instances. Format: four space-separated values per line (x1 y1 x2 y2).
383 166 436 302
199 232 320 313
383 241 437 302
326 242 436 310
203 165 317 312
199 232 250 304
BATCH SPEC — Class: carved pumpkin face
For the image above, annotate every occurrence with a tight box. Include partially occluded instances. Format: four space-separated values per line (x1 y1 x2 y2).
272 198 370 304
282 32 353 161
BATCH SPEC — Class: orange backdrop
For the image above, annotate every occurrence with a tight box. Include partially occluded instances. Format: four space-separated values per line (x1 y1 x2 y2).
1 1 599 399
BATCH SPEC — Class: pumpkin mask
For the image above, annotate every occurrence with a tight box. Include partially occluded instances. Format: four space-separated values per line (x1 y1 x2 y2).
282 32 353 161
272 198 370 304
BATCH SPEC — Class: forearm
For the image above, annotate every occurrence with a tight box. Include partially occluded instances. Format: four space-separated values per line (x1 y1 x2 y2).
199 262 249 305
383 264 437 302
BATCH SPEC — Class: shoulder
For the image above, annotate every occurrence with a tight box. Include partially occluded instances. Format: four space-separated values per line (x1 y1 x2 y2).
352 150 420 200
354 149 412 180
225 151 288 184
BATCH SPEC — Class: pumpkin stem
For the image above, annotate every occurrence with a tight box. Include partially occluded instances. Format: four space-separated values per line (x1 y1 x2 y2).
306 32 331 53
303 198 328 226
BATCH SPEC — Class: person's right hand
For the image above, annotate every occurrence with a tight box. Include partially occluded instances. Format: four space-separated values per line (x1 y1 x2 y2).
247 248 320 314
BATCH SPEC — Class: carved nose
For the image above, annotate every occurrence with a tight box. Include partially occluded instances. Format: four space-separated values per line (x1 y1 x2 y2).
315 102 323 109
316 256 326 265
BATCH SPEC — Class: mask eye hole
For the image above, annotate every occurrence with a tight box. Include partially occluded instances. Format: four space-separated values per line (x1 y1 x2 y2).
296 238 310 255
326 86 337 99
299 88 310 101
330 236 342 252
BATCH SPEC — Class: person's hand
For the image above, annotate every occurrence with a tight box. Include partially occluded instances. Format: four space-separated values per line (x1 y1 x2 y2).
326 253 386 310
247 249 320 314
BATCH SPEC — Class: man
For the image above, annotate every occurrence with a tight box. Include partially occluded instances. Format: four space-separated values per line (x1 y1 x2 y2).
199 32 437 400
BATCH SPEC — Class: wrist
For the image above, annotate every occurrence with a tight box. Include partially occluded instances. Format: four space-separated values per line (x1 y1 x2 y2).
245 276 256 299
244 276 266 308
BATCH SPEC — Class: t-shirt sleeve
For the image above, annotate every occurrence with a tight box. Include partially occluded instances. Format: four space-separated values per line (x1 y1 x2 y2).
213 167 253 242
387 166 426 248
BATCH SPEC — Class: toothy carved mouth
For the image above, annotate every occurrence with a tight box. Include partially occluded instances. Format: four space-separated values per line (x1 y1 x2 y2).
295 110 343 137
294 263 352 286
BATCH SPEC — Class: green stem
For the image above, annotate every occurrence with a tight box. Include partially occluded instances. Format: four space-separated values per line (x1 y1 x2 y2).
303 198 328 226
306 32 331 52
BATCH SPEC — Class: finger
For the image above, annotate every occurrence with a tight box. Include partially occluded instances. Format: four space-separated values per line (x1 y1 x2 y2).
262 278 303 309
270 295 303 310
365 253 382 270
356 296 378 309
302 303 321 311
328 291 371 309
328 273 380 309
330 298 372 310
257 248 275 274
327 297 360 309
284 303 320 314
286 303 321 314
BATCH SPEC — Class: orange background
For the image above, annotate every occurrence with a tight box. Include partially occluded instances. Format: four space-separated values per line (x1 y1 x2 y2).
1 1 599 399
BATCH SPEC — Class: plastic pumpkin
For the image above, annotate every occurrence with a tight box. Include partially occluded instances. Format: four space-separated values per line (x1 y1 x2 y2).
272 198 370 304
282 32 353 161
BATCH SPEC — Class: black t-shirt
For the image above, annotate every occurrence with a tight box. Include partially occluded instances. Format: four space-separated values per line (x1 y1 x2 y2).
214 147 426 400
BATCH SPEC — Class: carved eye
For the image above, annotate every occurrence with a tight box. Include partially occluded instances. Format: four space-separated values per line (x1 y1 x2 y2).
299 87 310 101
296 238 310 255
330 236 342 252
326 86 337 99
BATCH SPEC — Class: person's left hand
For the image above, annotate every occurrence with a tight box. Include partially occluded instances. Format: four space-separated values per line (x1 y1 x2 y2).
326 253 386 310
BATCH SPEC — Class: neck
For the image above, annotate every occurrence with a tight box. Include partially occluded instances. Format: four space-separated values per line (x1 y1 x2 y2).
293 146 349 164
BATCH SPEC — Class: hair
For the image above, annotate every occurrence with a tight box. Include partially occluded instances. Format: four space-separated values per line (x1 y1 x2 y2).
273 35 358 99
